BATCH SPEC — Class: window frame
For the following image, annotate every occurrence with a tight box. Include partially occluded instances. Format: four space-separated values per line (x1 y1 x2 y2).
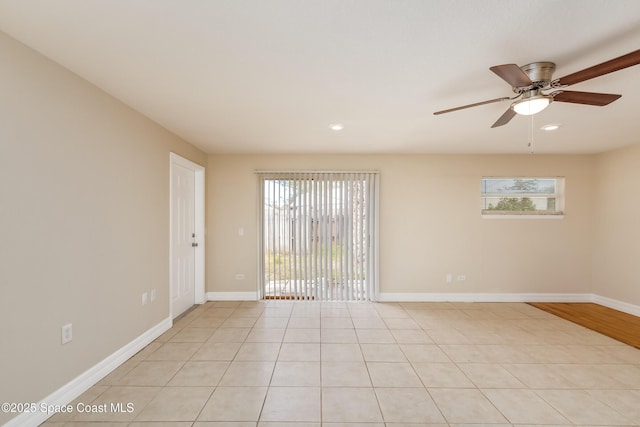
480 176 565 219
257 171 380 301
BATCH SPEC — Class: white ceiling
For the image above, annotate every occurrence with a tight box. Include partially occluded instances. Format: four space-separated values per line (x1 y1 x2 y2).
1 0 640 154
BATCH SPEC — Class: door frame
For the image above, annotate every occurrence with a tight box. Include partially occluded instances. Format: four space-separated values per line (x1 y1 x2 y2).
169 152 205 319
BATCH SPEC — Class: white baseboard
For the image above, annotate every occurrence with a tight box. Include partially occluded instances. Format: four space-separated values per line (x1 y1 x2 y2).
203 291 640 316
207 291 258 301
4 317 172 427
376 292 640 316
592 294 640 317
376 292 593 303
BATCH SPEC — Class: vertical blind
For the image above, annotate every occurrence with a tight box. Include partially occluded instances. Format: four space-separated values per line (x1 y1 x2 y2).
258 172 379 301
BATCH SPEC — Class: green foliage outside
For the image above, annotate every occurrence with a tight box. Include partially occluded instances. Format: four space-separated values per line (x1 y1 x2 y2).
487 197 537 211
485 178 551 212
265 241 365 282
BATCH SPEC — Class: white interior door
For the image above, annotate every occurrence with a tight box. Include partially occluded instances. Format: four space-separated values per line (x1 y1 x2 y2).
171 162 196 318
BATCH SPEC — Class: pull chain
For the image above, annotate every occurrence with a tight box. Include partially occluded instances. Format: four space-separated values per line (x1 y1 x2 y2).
528 115 535 154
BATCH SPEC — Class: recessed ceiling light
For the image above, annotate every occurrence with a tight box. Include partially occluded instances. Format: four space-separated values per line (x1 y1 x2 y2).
540 123 561 131
329 123 344 131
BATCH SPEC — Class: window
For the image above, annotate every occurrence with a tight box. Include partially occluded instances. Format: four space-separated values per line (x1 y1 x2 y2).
481 177 564 217
258 172 379 301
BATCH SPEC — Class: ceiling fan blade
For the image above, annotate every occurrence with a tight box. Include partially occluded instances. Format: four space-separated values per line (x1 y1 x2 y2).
552 90 621 106
491 108 517 128
490 64 532 87
557 49 640 86
433 97 510 115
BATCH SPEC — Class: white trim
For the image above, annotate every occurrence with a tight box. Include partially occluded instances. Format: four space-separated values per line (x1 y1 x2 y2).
194 163 206 305
376 292 592 303
207 291 258 301
376 292 640 315
592 294 640 317
482 214 565 220
4 317 171 427
372 173 380 301
255 170 380 174
204 291 640 315
169 152 206 317
256 175 264 300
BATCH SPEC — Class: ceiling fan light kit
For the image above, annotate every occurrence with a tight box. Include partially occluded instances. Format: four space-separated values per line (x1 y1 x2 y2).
512 90 552 116
434 49 640 128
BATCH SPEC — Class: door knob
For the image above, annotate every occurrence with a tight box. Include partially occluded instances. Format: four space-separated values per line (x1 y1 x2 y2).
192 243 198 247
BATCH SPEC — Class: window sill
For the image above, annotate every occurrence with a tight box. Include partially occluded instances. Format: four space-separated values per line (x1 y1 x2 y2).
481 212 565 220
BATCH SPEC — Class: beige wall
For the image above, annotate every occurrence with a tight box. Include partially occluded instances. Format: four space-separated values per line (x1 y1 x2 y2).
2 23 639 426
206 154 594 296
0 32 205 423
592 144 640 306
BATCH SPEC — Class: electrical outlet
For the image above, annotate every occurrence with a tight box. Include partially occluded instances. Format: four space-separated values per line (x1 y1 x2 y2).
235 274 245 280
457 275 467 281
150 289 157 302
61 323 73 345
142 292 148 305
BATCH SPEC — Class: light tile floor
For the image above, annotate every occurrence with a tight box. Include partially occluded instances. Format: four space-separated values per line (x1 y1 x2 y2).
42 300 640 426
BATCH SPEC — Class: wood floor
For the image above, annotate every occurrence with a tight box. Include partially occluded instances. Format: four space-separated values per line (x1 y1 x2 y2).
528 302 640 349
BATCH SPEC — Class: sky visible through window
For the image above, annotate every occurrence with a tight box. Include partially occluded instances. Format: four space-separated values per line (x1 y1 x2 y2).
482 178 556 195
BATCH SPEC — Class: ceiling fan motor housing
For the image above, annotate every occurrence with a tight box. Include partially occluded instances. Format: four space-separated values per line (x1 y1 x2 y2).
517 61 556 91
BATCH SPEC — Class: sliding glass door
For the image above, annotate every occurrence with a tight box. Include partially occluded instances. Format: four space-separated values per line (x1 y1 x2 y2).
258 172 379 301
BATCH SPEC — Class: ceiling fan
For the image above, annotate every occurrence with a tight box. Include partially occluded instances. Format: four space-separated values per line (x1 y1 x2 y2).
434 49 640 128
